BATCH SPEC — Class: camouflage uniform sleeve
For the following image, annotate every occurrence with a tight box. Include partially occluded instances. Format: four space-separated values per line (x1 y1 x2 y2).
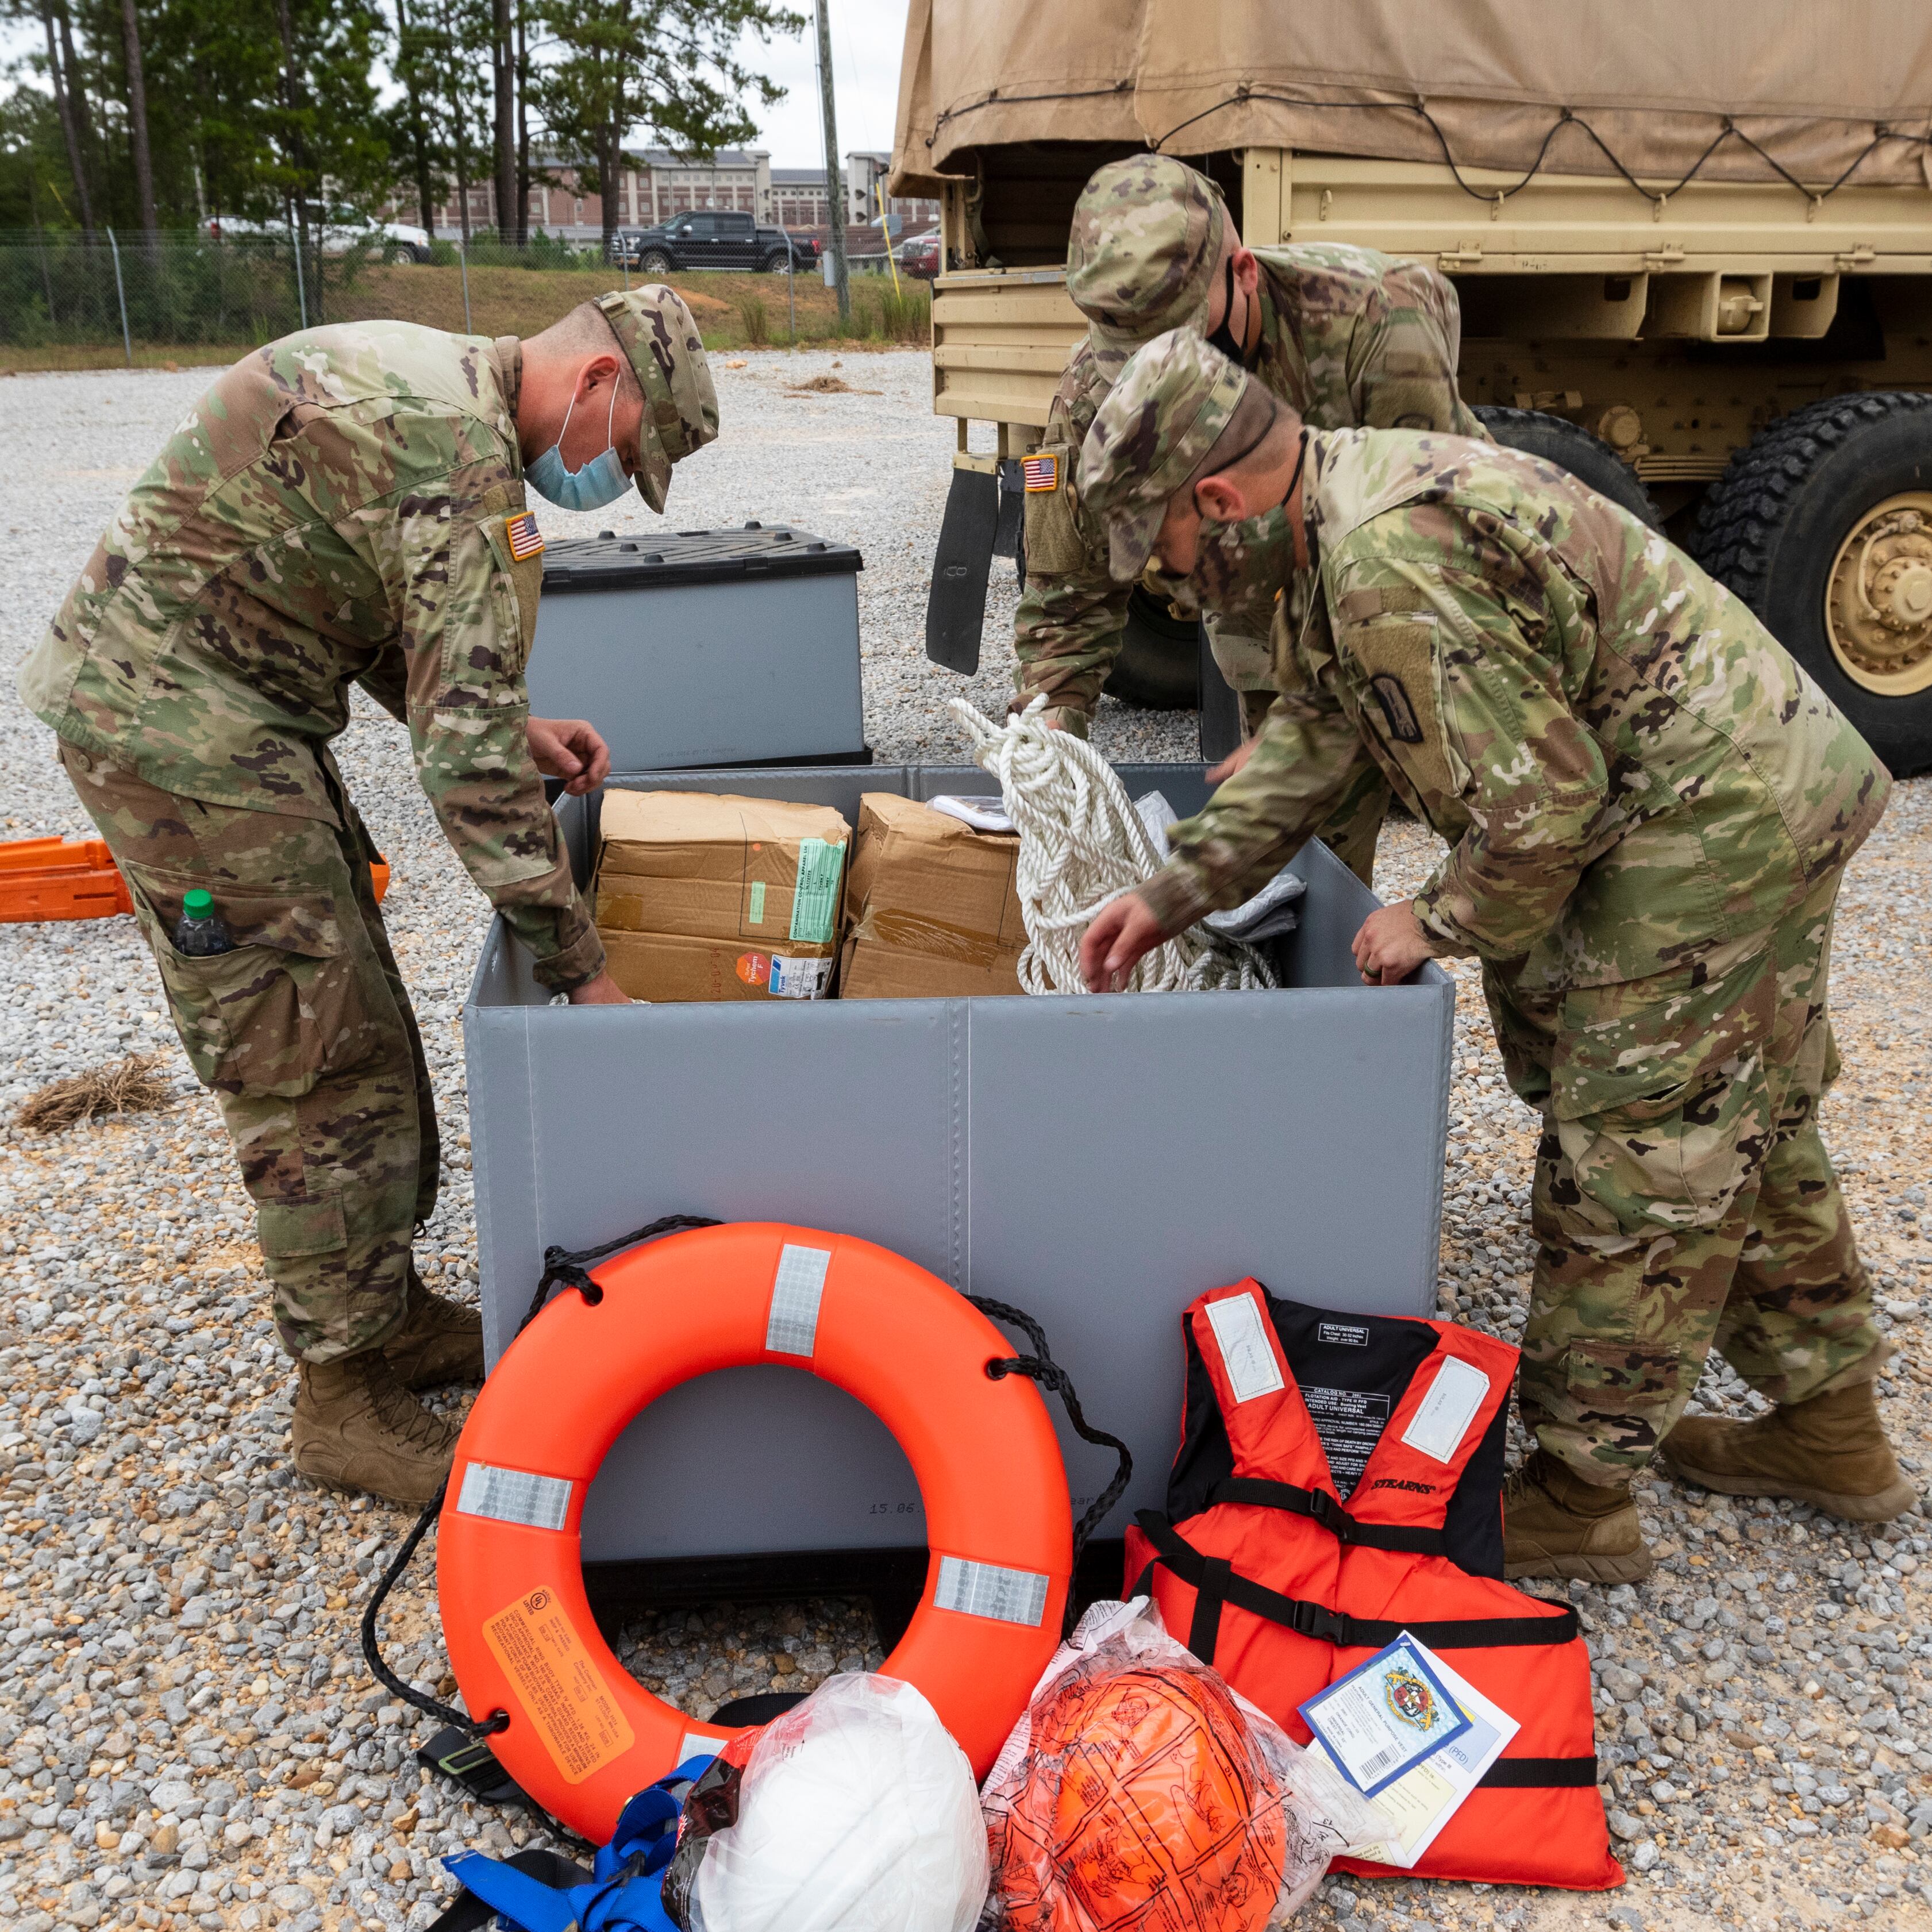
1140 606 1378 932
1351 260 1490 441
1333 549 1610 959
384 467 604 992
1010 370 1133 734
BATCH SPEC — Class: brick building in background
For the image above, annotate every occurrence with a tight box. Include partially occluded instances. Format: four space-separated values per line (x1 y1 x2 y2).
425 148 938 247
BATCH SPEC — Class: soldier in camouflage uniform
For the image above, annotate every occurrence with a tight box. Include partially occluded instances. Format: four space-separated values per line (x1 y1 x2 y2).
1076 329 1907 1581
21 288 718 1504
1011 154 1485 883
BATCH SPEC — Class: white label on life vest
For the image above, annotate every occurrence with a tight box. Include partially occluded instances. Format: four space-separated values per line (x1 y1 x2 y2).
1400 1357 1491 1465
455 1461 573 1533
1204 1292 1285 1403
934 1555 1050 1627
678 1731 729 1771
766 1244 831 1357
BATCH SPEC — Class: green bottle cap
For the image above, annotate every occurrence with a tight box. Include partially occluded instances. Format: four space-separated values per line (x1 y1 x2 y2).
182 890 214 918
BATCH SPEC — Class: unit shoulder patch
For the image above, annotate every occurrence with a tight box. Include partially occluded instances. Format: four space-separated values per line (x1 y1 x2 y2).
1370 672 1425 744
1339 608 1456 797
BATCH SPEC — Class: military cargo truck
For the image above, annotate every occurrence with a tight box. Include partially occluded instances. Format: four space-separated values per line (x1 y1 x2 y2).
891 0 1932 773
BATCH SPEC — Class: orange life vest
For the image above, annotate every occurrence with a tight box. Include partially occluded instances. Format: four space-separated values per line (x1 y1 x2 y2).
1123 1281 1622 1892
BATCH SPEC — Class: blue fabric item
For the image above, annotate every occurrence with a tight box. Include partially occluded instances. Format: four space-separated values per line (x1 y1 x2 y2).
444 1757 716 1932
525 380 630 512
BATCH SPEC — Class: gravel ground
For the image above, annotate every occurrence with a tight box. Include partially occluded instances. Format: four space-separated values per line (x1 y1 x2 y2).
1 353 1930 1932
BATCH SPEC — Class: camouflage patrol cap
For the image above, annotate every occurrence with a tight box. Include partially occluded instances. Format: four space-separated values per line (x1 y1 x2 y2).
1080 329 1251 581
1065 155 1227 375
592 286 719 511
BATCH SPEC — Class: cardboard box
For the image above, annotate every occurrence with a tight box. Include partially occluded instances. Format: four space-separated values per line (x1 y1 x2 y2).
601 930 834 1003
840 794 1026 999
594 791 849 1003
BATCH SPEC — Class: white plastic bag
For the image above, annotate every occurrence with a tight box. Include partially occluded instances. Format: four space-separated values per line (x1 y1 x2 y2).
979 1599 1387 1932
688 1672 990 1932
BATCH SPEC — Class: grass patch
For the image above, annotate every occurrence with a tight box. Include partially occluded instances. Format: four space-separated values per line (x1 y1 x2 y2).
0 266 930 368
735 293 772 347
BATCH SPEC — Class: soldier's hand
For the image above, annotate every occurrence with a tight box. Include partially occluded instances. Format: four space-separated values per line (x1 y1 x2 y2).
1080 891 1166 991
1351 900 1435 985
1207 737 1260 784
567 969 631 1005
528 716 611 796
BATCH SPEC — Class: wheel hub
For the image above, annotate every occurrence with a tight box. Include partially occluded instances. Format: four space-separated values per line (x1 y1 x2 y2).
1826 495 1932 694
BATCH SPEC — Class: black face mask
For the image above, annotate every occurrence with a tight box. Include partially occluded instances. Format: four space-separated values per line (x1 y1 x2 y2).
1204 255 1249 367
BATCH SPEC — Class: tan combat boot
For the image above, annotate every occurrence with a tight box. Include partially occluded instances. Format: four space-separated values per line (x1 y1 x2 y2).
1658 1378 1915 1522
381 1265 484 1390
292 1349 460 1507
1504 1449 1654 1584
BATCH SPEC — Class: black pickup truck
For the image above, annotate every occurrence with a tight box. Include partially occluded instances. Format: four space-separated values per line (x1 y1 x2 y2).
609 213 820 275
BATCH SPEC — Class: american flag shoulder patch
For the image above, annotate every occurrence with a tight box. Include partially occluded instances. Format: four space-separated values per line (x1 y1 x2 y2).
505 511 545 562
1021 452 1060 493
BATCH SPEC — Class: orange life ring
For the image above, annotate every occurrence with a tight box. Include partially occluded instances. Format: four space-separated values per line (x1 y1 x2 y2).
437 1221 1073 1840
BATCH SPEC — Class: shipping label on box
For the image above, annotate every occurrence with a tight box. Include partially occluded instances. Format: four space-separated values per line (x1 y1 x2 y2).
840 793 1027 1000
594 791 850 960
602 931 834 1003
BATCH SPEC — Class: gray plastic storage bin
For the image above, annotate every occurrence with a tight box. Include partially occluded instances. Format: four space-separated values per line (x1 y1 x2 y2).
524 525 865 770
464 764 1457 1567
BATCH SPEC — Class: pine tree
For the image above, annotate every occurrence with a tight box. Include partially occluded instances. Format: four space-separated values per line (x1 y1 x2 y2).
529 0 801 257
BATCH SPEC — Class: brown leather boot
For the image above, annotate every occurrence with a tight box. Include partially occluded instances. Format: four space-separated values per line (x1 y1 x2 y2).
380 1266 484 1390
1658 1377 1915 1522
291 1349 460 1506
1504 1449 1653 1584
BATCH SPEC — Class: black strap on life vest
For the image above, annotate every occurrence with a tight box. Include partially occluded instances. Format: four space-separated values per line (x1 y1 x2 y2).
1206 1477 1448 1556
1477 1757 1600 1789
1133 1511 1580 1657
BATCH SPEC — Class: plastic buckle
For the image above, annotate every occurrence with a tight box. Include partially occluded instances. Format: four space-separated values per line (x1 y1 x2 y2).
418 1726 528 1807
1287 1598 1348 1645
1306 1488 1349 1538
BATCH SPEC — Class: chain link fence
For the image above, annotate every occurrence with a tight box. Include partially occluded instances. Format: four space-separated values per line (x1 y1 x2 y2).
0 230 374 356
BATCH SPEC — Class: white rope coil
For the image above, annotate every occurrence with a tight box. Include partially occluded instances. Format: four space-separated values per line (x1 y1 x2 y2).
948 697 1276 996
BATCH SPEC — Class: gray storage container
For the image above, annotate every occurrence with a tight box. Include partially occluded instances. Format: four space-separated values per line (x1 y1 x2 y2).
525 525 866 771
464 764 1457 1568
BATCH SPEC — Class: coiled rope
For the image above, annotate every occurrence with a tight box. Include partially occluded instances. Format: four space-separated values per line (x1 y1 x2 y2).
949 696 1273 995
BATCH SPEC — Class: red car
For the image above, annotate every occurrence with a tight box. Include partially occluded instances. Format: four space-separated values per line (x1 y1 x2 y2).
896 232 941 279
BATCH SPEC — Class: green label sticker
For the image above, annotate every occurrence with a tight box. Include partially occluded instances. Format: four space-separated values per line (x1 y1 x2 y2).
747 880 767 926
789 838 844 944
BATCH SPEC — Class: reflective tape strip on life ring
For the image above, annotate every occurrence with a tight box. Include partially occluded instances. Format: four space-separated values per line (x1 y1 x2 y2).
436 1222 1073 1841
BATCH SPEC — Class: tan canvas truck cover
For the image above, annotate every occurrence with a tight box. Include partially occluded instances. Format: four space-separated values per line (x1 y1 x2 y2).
891 0 1932 197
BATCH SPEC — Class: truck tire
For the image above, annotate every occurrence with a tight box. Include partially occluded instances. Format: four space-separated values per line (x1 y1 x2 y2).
638 249 674 275
760 251 791 274
1472 406 1662 529
1103 588 1203 710
1694 391 1932 778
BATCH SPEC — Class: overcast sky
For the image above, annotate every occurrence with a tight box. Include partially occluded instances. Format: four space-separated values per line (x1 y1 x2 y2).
0 1 914 171
745 0 913 166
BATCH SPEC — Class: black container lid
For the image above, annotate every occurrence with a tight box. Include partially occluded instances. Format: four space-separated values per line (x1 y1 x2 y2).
541 521 863 592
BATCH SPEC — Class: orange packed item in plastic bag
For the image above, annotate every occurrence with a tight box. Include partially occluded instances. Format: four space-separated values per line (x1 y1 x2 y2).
980 1600 1383 1932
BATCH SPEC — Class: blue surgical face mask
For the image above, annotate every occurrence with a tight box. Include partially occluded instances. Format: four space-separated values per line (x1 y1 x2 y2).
526 377 630 511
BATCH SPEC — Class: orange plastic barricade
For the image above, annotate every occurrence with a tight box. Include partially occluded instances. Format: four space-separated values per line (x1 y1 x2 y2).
0 839 389 924
0 838 132 923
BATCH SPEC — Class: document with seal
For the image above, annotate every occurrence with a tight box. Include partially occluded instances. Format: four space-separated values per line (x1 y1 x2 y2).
1311 1637 1520 1868
1298 1632 1473 1796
